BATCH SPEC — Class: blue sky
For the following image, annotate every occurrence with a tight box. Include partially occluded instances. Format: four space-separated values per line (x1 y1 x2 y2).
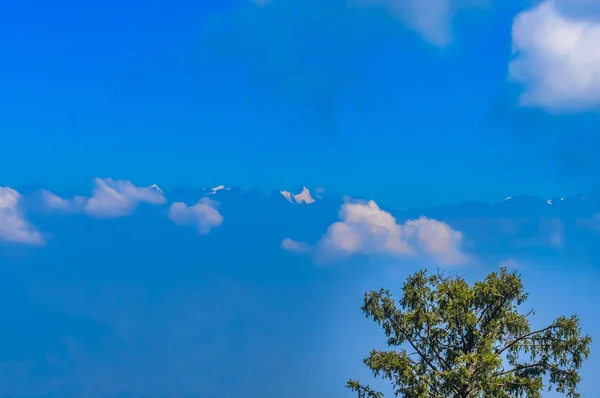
2 0 598 206
2 0 600 397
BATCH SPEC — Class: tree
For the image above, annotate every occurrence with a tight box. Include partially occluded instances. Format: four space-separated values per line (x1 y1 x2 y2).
347 267 592 398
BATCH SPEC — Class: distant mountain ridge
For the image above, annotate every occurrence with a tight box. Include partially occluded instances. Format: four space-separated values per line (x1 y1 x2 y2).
169 187 595 216
9 182 597 218
396 194 595 220
166 185 327 206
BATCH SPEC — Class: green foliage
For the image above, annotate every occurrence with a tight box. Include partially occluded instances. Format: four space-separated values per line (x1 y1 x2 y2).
347 267 592 398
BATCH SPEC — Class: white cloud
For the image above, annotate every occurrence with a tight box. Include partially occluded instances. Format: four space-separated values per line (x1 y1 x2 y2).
0 187 43 245
84 178 167 218
510 0 600 111
402 216 468 265
168 198 224 235
281 238 311 254
283 199 468 265
37 179 166 218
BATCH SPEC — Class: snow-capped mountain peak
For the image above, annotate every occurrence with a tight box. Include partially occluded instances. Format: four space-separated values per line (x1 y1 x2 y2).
315 187 325 199
280 186 315 204
280 190 293 202
209 185 226 194
295 186 315 204
148 184 163 194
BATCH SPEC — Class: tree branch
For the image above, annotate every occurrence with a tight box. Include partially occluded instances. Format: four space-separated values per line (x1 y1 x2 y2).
495 325 559 356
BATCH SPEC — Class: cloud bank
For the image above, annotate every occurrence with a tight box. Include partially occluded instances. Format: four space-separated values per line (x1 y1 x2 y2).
84 178 167 218
283 199 468 265
0 179 228 245
510 0 600 111
39 178 166 218
0 179 172 245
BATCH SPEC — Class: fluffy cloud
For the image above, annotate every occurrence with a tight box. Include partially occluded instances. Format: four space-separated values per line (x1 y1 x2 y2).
283 199 468 265
281 238 311 254
510 0 600 111
0 187 43 245
168 198 224 235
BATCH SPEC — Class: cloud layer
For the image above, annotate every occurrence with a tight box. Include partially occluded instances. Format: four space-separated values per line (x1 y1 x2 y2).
510 0 600 111
0 179 230 245
283 199 468 265
84 178 167 218
39 178 167 218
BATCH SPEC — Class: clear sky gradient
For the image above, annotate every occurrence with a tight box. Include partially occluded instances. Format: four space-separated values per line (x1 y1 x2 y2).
2 0 596 207
1 1 600 397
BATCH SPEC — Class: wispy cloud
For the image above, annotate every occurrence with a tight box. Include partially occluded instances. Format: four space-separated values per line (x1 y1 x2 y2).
353 0 488 47
283 199 468 265
281 238 311 254
510 0 600 112
168 198 224 235
38 189 86 214
255 0 488 47
33 179 225 240
0 187 43 245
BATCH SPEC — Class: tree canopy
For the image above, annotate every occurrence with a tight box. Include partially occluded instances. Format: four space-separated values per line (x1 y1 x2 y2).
347 267 592 398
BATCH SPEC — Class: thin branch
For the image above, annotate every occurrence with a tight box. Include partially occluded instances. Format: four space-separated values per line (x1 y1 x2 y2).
496 325 558 356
